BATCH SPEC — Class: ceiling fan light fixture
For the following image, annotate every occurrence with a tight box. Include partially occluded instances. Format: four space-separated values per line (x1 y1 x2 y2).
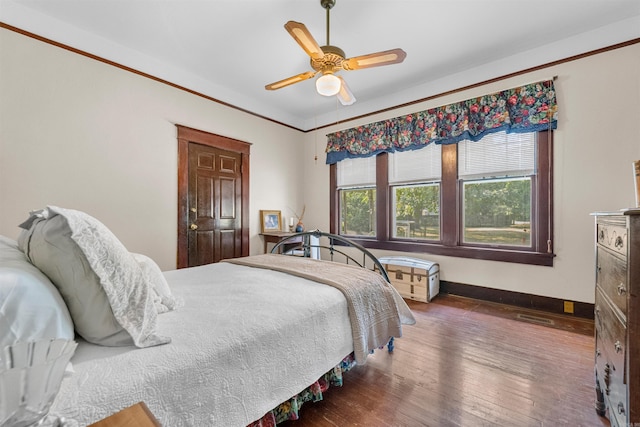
266 0 406 105
316 73 341 96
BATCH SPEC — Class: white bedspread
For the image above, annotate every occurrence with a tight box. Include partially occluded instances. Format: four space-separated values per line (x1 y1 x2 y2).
50 257 414 426
50 261 355 426
225 254 415 364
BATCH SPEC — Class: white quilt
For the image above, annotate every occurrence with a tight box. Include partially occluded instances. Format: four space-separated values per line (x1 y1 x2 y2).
50 259 412 426
225 254 415 364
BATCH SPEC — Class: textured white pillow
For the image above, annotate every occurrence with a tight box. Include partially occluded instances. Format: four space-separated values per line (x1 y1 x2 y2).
18 207 170 348
0 235 74 349
131 253 178 314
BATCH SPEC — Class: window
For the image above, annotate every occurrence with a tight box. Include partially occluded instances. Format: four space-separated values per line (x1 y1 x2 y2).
330 131 553 266
458 132 535 247
393 184 440 240
389 144 441 241
462 177 531 246
337 156 376 236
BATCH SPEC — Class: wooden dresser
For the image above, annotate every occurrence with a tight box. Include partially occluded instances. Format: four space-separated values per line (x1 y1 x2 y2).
593 209 639 426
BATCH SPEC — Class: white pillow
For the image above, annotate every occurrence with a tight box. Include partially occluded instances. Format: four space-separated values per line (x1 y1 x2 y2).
0 235 74 350
131 253 178 314
18 207 170 348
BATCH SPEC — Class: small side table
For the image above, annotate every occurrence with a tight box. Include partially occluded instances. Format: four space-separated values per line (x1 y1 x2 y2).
260 231 298 253
88 402 161 427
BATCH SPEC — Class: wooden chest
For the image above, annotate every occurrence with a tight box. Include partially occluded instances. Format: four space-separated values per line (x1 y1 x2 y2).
593 210 639 426
378 256 439 302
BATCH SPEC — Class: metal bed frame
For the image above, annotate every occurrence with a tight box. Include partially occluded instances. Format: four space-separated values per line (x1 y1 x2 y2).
271 230 396 352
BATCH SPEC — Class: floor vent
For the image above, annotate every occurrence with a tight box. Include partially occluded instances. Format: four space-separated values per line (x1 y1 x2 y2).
516 313 555 325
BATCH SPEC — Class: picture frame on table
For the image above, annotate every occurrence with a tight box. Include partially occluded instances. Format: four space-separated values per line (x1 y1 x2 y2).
260 210 282 233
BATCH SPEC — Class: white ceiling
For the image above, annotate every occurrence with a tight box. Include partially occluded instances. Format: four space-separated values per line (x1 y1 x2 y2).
2 0 639 131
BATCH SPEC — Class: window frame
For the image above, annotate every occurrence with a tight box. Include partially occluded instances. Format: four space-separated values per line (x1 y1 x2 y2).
329 130 554 266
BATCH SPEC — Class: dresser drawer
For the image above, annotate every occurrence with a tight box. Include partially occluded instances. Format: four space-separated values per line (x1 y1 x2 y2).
595 288 628 426
595 331 620 426
596 347 629 427
595 289 626 355
596 247 628 318
597 218 628 257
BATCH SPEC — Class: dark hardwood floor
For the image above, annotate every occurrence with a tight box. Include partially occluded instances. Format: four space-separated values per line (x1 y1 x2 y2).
280 294 609 427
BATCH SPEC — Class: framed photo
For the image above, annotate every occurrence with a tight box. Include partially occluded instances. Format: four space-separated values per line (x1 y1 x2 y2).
260 210 282 233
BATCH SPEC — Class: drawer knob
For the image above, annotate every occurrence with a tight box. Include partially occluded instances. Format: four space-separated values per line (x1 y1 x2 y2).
618 402 625 415
595 349 601 358
617 283 627 295
614 340 623 354
614 236 624 249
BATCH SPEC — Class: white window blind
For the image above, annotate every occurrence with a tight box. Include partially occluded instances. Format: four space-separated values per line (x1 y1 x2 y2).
389 143 442 184
337 156 377 188
458 131 535 180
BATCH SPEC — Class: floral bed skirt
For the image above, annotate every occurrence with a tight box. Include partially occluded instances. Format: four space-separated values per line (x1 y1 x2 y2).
248 353 357 426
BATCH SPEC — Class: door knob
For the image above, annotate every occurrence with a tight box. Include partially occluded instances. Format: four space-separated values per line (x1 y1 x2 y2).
190 223 198 230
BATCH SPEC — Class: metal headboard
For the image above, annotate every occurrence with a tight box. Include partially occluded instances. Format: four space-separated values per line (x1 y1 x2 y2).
270 230 391 283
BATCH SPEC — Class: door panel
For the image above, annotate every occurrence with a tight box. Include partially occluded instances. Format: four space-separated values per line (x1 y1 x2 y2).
193 231 215 266
219 177 236 218
219 229 237 261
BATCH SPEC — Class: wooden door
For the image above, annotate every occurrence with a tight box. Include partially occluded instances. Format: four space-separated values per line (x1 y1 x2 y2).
177 126 250 268
188 143 241 265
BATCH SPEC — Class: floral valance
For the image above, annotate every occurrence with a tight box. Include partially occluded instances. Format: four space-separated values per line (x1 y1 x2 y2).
325 79 557 164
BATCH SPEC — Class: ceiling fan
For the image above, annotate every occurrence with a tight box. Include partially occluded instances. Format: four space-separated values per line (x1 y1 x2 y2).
265 0 407 106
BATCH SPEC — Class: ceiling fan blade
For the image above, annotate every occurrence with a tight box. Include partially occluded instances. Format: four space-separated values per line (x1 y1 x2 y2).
265 71 317 91
337 76 356 106
284 21 325 60
342 48 407 70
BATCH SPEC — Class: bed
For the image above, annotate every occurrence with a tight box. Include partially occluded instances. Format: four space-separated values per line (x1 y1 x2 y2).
0 207 414 426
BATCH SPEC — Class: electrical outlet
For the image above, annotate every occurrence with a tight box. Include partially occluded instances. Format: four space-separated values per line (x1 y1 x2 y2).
563 301 574 314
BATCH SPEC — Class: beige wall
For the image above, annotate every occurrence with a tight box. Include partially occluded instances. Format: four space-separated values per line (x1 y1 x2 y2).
2 27 639 303
0 29 305 270
301 43 640 304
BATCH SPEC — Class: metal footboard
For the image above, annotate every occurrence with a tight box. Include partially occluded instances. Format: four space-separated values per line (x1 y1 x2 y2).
270 230 391 284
